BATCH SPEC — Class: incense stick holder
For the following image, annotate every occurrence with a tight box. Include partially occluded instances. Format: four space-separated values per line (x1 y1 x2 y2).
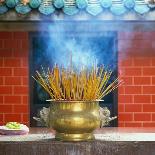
49 100 100 141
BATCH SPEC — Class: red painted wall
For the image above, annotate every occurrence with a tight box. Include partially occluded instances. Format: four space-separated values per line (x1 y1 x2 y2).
0 32 29 126
118 32 155 127
0 31 155 127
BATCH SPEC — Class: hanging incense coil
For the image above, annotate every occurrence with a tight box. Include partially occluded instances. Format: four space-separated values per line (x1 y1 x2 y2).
86 0 103 16
39 0 55 15
29 0 41 8
110 0 127 15
63 0 79 15
6 0 19 8
134 0 150 14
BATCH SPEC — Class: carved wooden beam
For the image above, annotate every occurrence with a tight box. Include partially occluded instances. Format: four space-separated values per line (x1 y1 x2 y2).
0 20 155 31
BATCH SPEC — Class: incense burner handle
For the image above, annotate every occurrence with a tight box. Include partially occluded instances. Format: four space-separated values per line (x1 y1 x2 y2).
33 107 51 127
33 106 117 127
99 107 117 127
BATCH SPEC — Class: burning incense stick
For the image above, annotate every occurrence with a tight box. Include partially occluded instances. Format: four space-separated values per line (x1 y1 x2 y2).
33 64 121 101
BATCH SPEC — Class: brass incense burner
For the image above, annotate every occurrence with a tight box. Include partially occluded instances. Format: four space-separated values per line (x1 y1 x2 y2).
33 62 120 141
49 101 100 141
33 101 117 141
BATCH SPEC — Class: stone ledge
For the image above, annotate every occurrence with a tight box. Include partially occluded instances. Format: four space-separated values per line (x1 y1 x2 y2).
0 128 155 155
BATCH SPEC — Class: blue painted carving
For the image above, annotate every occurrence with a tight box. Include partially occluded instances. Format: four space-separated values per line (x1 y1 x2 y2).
124 0 135 9
134 0 150 14
6 0 19 8
100 0 112 8
53 0 64 8
110 0 127 15
38 0 55 15
63 0 79 15
147 3 155 9
29 0 41 8
0 0 154 16
15 3 31 14
0 4 8 14
76 0 88 9
86 0 103 16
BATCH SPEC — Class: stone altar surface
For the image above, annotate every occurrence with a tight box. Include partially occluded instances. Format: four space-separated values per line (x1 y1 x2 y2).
0 128 155 155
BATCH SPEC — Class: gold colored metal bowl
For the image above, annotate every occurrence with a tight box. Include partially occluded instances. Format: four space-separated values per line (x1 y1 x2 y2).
49 101 100 141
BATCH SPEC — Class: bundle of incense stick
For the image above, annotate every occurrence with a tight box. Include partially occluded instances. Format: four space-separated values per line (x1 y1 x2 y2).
33 64 122 101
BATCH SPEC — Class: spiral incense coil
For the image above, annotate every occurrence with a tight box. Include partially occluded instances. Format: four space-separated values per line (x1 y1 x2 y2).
134 0 150 14
86 0 102 15
110 0 127 15
38 0 55 15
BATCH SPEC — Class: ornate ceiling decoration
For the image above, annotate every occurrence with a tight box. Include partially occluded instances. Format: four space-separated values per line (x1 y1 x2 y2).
0 0 154 16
